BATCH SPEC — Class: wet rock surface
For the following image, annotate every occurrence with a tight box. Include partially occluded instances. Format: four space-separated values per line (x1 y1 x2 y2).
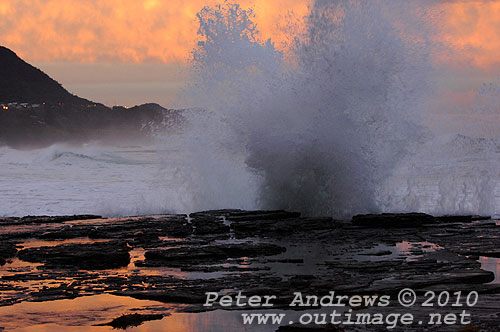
17 241 130 269
141 243 286 268
0 214 102 226
0 242 17 260
0 210 499 331
96 313 166 329
351 213 435 228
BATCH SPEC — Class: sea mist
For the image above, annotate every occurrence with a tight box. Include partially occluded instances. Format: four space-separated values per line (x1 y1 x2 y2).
163 0 500 218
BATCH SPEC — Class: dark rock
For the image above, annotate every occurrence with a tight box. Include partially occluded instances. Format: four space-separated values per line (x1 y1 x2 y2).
144 246 227 264
143 243 286 267
365 270 495 293
0 217 20 224
227 210 301 222
218 243 286 257
352 213 435 228
191 216 229 235
437 271 495 284
232 217 335 236
359 250 392 256
0 242 17 259
471 215 492 221
86 215 191 240
1 209 499 330
29 285 80 302
17 241 130 269
39 226 91 239
435 215 474 223
189 209 243 218
467 251 500 258
180 265 270 272
96 313 165 329
267 258 304 263
19 215 102 224
421 283 500 295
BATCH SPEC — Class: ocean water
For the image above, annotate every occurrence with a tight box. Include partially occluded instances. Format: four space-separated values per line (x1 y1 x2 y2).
1 133 500 218
0 144 179 217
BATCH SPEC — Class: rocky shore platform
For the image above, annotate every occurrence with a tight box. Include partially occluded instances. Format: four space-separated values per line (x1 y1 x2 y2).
0 210 499 331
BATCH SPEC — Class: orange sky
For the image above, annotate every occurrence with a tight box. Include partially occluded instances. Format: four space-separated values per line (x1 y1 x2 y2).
1 0 500 106
0 0 499 66
0 0 310 63
441 0 500 68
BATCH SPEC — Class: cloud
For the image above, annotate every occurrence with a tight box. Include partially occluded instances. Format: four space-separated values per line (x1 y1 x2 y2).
2 0 500 69
0 0 310 63
439 0 500 67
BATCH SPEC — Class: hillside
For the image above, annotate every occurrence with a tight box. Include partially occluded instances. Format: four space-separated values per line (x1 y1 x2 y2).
0 46 183 148
0 46 88 105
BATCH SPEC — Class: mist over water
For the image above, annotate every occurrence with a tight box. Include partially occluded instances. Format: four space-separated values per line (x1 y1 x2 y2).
2 1 500 218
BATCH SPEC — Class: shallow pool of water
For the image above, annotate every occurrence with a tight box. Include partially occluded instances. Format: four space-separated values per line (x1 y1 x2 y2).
0 294 332 332
478 256 500 284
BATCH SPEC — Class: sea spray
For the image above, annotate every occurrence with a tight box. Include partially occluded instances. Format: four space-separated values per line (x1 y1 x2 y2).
377 82 500 217
172 0 435 217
